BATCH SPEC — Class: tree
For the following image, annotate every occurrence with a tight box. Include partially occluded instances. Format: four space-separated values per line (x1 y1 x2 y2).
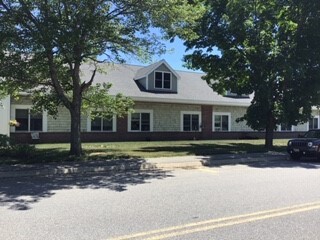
0 0 204 156
180 0 320 148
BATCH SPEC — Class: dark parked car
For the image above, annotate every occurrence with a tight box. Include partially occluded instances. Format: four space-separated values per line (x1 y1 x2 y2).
287 130 320 160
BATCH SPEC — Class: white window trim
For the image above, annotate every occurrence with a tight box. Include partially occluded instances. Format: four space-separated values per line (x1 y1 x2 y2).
180 111 202 132
307 116 320 131
87 115 116 132
128 109 154 132
154 71 172 90
212 112 231 132
11 104 47 132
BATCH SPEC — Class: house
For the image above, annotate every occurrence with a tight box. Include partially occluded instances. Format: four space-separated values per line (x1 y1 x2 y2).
0 60 317 143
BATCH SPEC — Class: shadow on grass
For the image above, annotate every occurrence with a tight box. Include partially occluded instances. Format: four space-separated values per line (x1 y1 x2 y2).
138 143 286 156
0 147 141 165
0 161 173 211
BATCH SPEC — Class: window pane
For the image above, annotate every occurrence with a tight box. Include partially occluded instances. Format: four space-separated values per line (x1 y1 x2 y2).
155 72 162 80
155 79 162 88
222 115 229 131
163 73 171 89
103 118 113 131
141 113 150 131
155 72 163 88
191 115 199 131
183 114 191 131
91 117 102 131
309 118 318 130
164 79 171 89
30 111 43 131
164 73 171 81
214 115 221 131
15 109 29 131
314 119 319 129
131 113 140 131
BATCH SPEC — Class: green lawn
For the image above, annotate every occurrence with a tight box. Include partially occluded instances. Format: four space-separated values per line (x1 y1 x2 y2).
0 139 289 164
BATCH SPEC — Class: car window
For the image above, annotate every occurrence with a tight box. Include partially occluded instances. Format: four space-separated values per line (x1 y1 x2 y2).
304 130 320 138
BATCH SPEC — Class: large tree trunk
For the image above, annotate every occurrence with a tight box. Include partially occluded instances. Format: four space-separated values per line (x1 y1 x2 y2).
265 110 275 150
69 102 82 157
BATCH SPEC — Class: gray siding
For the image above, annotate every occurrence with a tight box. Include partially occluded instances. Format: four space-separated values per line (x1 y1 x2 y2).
136 77 147 89
212 106 253 131
134 102 200 131
47 107 87 132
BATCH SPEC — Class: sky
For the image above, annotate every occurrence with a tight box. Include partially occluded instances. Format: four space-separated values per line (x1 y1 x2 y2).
123 37 197 72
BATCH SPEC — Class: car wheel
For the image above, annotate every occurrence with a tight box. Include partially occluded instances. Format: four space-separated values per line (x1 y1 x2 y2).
290 153 301 160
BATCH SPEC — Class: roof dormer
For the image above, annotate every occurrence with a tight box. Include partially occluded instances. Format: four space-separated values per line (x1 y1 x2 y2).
134 60 180 93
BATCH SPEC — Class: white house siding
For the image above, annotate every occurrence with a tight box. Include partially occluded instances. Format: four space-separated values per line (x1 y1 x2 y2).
294 122 308 132
0 96 11 136
134 102 200 132
212 105 253 131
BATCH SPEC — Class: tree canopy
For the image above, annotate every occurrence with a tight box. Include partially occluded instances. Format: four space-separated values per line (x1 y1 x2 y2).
180 0 320 148
0 0 204 156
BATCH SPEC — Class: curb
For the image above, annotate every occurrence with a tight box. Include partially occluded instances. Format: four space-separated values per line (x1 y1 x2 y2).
0 162 157 179
0 161 203 179
0 153 288 179
208 154 288 166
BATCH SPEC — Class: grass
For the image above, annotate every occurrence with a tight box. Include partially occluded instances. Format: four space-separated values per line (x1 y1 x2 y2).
0 139 289 165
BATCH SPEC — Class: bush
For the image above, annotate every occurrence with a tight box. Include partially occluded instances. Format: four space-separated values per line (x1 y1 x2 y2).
0 134 11 149
11 144 35 159
0 135 35 161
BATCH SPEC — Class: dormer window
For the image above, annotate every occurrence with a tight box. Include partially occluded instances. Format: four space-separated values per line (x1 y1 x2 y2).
155 71 171 89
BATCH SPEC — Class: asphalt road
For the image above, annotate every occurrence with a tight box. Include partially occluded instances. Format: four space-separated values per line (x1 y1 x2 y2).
1 159 320 240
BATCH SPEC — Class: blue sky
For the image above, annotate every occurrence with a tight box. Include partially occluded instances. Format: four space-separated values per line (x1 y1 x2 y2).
124 37 196 72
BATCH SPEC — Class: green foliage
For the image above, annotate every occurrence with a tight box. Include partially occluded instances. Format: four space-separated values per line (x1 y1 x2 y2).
0 143 35 161
180 0 320 146
83 82 134 119
0 134 34 160
10 144 35 159
0 134 11 149
0 0 204 156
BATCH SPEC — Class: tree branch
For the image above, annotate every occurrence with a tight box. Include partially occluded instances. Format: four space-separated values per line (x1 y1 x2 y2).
81 67 97 94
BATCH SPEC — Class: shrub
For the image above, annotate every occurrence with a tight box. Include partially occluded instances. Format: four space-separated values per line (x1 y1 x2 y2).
0 134 11 149
11 144 35 159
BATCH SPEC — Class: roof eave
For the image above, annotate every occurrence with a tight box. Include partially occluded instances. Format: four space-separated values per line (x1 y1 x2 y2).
131 96 251 107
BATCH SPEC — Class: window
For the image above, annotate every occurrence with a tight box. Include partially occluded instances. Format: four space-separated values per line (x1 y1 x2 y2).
181 112 201 132
225 90 249 98
213 113 230 131
91 117 114 132
309 117 319 130
129 111 153 132
279 123 292 131
15 109 43 132
155 71 171 89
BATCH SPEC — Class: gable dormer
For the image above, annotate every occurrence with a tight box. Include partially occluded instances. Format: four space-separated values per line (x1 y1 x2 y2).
134 60 180 93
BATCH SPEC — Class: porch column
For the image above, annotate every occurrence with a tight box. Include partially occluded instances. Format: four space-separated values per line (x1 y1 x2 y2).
0 96 11 136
